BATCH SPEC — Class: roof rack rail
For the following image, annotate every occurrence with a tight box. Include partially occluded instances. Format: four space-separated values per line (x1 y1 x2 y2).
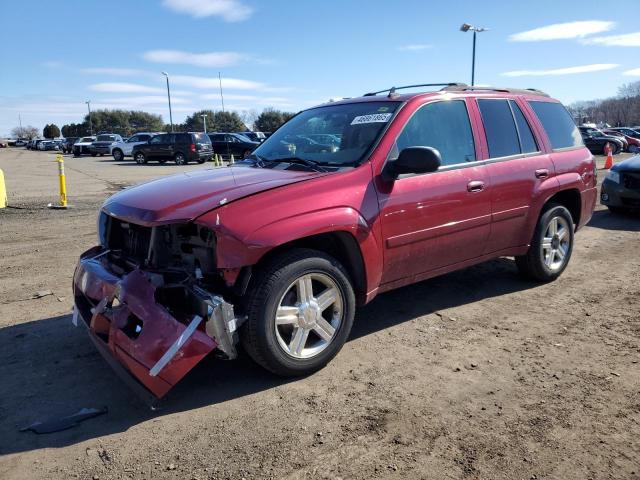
440 85 550 97
363 83 468 98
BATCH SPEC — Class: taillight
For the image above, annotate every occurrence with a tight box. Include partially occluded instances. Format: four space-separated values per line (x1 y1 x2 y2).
190 143 196 152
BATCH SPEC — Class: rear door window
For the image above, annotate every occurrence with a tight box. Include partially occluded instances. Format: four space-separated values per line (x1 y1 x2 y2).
509 100 538 154
396 100 476 167
477 99 520 158
528 101 582 150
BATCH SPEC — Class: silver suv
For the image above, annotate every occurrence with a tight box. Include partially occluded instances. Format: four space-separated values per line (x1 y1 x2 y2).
111 132 159 161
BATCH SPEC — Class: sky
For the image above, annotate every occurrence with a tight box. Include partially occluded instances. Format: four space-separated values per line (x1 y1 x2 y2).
1 0 640 136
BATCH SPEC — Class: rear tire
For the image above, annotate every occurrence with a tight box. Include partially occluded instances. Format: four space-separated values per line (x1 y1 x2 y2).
241 248 356 377
515 204 574 282
91 153 97 157
134 152 147 164
174 152 187 165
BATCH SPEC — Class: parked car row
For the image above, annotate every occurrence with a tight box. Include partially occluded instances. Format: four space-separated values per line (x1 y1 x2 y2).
579 125 640 154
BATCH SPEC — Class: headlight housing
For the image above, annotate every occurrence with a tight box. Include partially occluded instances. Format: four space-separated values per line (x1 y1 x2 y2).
605 170 620 183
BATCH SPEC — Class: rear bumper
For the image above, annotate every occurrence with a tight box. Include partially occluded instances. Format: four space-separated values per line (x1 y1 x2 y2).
601 178 640 209
72 246 238 398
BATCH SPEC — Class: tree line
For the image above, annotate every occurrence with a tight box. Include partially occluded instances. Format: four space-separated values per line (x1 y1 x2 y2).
568 80 640 127
10 107 298 140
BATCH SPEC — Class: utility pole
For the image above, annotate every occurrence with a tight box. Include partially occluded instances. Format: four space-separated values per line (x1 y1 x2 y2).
201 114 208 133
218 72 225 113
162 71 174 132
85 100 93 135
18 114 23 137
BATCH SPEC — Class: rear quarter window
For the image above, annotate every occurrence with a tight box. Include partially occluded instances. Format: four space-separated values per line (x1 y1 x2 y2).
528 101 583 150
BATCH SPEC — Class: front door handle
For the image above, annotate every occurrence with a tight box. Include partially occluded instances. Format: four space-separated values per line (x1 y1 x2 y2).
535 169 549 179
467 180 485 193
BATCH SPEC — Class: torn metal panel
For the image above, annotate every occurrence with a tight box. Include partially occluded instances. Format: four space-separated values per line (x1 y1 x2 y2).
72 246 242 399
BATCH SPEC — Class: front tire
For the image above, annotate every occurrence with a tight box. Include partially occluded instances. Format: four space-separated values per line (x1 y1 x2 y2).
516 204 574 282
242 249 356 376
134 152 147 164
608 206 627 214
112 149 123 161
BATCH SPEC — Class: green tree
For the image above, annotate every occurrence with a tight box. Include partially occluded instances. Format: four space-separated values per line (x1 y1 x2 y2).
79 109 164 136
255 109 297 133
48 124 60 138
62 123 89 137
183 109 216 132
42 124 50 139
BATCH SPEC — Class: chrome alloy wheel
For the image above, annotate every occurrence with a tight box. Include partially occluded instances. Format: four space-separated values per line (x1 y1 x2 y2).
541 216 571 271
274 273 344 359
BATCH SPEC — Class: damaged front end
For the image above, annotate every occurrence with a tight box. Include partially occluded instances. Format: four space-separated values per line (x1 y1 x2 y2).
73 213 243 399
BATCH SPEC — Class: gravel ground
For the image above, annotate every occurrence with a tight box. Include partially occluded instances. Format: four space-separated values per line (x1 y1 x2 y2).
0 148 638 480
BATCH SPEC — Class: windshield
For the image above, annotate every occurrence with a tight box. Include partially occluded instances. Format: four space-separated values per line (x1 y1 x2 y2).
97 135 117 141
80 137 94 142
233 133 253 142
252 101 401 166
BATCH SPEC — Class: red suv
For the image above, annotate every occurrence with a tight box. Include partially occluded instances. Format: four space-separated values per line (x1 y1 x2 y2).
73 83 597 399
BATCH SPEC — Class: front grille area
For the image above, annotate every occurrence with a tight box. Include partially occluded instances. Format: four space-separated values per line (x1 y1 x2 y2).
106 217 152 262
622 172 640 190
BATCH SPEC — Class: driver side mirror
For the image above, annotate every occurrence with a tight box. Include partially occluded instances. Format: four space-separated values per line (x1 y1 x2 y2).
383 146 441 180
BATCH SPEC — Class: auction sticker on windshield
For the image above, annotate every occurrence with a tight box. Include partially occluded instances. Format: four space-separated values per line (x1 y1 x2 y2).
350 113 393 125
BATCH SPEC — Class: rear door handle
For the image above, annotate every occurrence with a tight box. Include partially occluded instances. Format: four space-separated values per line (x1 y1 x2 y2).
535 169 549 179
467 180 485 193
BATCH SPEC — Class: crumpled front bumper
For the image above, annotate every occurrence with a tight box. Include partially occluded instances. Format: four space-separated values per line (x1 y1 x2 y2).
72 246 236 399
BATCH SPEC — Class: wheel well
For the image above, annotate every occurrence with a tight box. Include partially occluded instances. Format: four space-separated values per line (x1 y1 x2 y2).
546 189 581 226
250 232 367 305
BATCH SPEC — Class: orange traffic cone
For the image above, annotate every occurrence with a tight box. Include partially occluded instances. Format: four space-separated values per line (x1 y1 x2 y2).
604 143 614 169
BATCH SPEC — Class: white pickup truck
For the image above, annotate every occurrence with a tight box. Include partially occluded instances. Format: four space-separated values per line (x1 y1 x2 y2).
111 132 159 161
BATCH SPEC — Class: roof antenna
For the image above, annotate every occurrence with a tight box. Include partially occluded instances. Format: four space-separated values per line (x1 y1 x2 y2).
387 86 397 98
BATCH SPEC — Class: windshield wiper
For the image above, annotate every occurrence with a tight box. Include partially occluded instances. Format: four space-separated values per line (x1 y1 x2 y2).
245 153 267 168
267 156 328 172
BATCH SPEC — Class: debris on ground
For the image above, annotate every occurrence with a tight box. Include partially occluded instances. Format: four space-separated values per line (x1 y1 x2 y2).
19 407 108 434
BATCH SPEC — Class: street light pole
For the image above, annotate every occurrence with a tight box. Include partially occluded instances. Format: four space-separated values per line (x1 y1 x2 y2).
201 114 208 133
85 100 93 135
162 71 174 132
460 23 488 86
218 72 225 113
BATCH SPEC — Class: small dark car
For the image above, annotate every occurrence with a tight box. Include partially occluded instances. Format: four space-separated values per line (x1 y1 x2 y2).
208 132 259 159
579 127 624 155
62 137 79 153
132 132 212 165
601 155 640 213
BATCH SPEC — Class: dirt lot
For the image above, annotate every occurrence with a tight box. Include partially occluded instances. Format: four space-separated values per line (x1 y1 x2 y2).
0 148 638 480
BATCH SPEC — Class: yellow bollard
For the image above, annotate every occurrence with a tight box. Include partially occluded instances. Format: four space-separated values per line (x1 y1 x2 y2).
216 154 221 167
230 154 235 165
0 168 6 209
48 154 68 209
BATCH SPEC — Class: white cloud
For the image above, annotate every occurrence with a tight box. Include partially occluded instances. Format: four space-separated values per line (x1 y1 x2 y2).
42 61 63 68
581 31 640 47
201 93 293 106
623 68 640 76
98 96 190 105
82 67 147 76
88 83 165 94
162 0 252 22
501 63 619 77
143 50 249 67
169 75 265 90
397 44 433 51
509 21 615 42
